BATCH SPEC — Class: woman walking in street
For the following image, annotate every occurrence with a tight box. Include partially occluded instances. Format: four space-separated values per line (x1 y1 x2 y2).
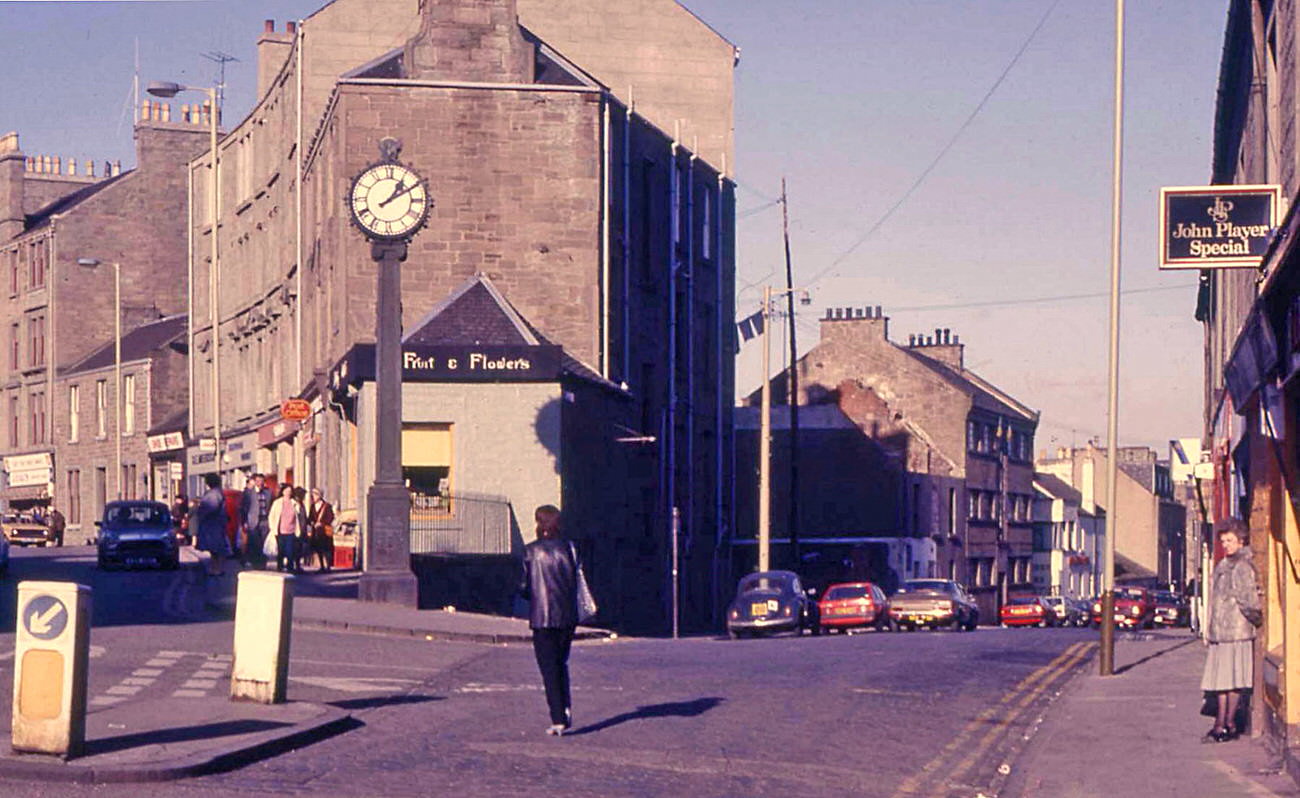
195 474 232 577
307 487 335 572
267 483 306 573
520 505 585 736
1201 519 1261 743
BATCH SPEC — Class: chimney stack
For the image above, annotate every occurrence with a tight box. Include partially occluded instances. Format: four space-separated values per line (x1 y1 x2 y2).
0 132 24 240
257 19 295 99
404 0 533 83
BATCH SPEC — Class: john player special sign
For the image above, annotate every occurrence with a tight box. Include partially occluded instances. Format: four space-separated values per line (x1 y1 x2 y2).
1160 184 1281 269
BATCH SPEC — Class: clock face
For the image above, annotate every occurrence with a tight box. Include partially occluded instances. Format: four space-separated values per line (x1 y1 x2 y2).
348 163 430 240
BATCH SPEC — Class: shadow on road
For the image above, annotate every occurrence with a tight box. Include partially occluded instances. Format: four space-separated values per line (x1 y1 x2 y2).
85 719 291 756
1113 636 1199 675
328 694 443 711
567 697 725 736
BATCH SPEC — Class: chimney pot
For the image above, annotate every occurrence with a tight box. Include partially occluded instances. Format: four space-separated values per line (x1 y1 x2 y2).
843 307 853 320
265 19 275 33
824 308 832 320
86 160 94 177
286 21 297 35
112 160 121 176
934 328 942 343
874 305 882 318
942 328 950 344
953 334 959 345
160 102 171 123
67 157 76 176
52 156 61 174
908 335 915 346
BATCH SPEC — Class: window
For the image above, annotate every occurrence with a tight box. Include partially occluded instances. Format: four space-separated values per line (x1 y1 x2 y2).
967 420 978 452
968 491 978 520
123 374 135 436
8 394 17 448
8 323 16 371
122 463 137 500
7 248 16 295
27 315 44 367
702 186 713 261
68 385 79 443
948 488 958 536
96 380 107 438
28 239 45 289
402 423 453 511
29 390 44 445
67 469 80 524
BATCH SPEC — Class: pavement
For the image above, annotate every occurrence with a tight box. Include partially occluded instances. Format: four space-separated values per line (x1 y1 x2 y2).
0 552 611 786
1005 629 1300 798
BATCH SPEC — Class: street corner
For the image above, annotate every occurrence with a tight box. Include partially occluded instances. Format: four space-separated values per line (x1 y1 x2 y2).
0 697 357 784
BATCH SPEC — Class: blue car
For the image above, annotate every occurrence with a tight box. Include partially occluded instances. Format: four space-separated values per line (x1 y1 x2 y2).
97 501 179 570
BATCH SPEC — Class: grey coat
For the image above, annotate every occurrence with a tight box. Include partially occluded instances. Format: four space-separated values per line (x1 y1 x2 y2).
1207 546 1260 643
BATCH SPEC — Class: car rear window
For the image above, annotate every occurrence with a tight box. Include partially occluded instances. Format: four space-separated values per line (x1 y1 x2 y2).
738 574 792 594
106 506 170 527
1007 596 1038 606
1116 588 1145 599
826 585 869 601
898 580 948 594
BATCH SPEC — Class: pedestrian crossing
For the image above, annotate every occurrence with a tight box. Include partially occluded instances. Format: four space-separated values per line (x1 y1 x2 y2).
90 649 232 707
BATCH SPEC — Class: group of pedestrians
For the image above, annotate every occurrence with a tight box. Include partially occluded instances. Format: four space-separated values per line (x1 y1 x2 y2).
189 471 335 576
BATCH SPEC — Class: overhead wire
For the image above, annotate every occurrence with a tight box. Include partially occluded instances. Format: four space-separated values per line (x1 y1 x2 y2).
801 0 1064 290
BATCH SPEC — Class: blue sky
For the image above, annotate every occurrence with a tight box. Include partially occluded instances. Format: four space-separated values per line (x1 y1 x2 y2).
0 0 1227 453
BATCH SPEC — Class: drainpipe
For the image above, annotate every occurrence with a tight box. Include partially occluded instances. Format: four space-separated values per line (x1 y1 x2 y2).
600 95 611 379
622 97 631 384
666 127 680 633
685 144 695 580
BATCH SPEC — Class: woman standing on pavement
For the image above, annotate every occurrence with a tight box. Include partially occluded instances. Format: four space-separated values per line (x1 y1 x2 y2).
307 487 335 572
520 505 583 736
267 483 307 573
1201 520 1261 743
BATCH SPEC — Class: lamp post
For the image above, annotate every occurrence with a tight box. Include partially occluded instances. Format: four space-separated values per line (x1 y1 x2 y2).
75 258 121 499
147 81 221 484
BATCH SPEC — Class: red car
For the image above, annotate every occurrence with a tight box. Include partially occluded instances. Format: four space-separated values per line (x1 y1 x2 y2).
1000 595 1058 628
1091 586 1155 629
818 582 893 634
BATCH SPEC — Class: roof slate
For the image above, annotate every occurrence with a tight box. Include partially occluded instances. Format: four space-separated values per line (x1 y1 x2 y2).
63 314 186 375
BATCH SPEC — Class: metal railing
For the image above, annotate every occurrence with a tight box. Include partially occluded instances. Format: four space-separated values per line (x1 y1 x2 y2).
409 490 512 555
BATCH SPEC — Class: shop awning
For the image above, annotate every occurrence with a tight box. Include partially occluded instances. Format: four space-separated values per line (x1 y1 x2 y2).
2 485 49 501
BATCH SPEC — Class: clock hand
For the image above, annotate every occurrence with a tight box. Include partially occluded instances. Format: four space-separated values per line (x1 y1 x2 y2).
378 179 405 208
378 179 423 208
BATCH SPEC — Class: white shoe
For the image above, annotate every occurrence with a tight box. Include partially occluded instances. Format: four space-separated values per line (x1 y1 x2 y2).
546 724 566 736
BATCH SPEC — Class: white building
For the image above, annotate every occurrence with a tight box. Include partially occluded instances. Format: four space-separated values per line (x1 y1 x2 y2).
1032 473 1102 599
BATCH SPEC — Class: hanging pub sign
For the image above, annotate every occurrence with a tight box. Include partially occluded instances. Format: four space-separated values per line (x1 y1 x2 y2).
1159 184 1281 269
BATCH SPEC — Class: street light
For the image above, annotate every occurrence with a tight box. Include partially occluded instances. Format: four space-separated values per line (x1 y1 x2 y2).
755 284 811 573
75 258 121 500
147 81 222 486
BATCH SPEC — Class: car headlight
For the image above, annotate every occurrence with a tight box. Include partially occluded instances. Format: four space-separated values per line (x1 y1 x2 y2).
782 605 793 617
1129 606 1140 616
1093 603 1101 613
730 609 738 620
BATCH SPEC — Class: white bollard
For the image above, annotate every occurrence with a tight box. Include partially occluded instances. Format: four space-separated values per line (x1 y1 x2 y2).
230 571 294 703
11 581 91 757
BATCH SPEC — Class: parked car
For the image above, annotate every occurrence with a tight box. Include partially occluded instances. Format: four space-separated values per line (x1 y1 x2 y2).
727 570 820 638
1000 594 1057 628
1070 598 1094 627
97 501 180 570
0 532 10 574
1040 595 1086 627
888 579 979 631
1153 590 1189 627
1 513 56 547
818 581 893 634
1091 586 1155 629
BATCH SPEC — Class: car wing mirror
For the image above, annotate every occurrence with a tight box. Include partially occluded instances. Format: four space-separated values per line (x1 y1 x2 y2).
93 521 102 527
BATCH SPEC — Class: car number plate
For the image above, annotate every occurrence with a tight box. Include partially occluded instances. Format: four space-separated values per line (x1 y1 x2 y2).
750 602 768 616
834 606 856 615
126 557 149 566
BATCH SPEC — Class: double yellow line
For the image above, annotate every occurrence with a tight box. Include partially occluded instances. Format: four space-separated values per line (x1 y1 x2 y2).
890 640 1097 798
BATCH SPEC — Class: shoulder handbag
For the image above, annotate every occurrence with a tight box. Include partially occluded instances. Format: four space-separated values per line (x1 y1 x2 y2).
569 541 598 624
1240 605 1264 628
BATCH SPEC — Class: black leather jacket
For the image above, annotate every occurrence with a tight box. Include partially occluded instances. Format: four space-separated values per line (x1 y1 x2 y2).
520 538 577 629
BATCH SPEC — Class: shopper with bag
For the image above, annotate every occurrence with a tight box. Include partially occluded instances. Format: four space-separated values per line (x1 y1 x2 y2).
1201 519 1261 743
519 505 596 737
267 483 307 573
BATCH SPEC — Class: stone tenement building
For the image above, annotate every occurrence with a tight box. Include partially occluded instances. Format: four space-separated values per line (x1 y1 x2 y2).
0 110 208 524
183 0 736 634
740 307 1039 622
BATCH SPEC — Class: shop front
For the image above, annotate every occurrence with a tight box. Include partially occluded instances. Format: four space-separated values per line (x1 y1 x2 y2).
3 452 53 516
146 430 186 505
